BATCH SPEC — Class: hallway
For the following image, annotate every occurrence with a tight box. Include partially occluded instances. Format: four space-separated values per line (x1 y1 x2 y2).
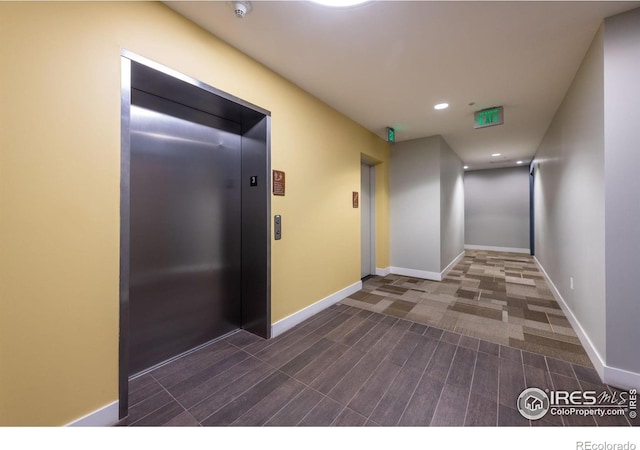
119 254 634 427
3 2 640 434
344 250 590 365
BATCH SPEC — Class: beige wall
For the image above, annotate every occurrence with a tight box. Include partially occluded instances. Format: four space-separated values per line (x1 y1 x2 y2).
0 2 390 425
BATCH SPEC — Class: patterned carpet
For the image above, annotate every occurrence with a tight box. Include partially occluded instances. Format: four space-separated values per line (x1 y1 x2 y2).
342 250 591 366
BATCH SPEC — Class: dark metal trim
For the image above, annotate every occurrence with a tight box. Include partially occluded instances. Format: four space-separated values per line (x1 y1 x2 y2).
120 50 271 117
529 164 535 256
265 115 273 339
129 330 240 380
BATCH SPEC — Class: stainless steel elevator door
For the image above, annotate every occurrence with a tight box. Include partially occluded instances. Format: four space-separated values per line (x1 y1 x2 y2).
129 97 242 375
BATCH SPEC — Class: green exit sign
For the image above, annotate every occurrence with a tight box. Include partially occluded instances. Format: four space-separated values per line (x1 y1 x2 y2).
387 127 395 143
474 106 504 129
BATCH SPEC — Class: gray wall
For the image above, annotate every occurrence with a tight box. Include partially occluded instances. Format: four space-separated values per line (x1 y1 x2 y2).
390 135 464 276
440 139 465 269
390 136 441 273
604 8 640 374
464 166 530 251
533 27 606 362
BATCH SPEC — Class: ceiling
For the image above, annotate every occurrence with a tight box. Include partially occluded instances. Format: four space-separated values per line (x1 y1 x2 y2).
165 1 638 170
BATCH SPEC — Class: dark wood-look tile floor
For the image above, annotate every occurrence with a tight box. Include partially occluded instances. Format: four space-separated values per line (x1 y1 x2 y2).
119 304 635 427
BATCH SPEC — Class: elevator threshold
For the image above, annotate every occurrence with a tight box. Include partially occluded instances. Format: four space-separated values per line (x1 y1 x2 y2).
128 328 241 381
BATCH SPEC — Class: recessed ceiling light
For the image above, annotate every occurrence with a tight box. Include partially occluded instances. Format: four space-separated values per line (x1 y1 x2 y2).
516 160 524 165
434 103 449 110
311 0 369 6
463 166 469 170
491 153 501 157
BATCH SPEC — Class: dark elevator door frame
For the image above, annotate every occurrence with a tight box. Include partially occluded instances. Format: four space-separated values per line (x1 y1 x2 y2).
529 162 535 256
119 51 271 419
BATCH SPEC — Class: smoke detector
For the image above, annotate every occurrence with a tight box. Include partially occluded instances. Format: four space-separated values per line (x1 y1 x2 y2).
232 1 252 18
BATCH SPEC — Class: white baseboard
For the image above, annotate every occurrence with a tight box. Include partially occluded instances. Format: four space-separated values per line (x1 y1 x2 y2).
604 366 640 390
442 251 465 278
534 257 640 390
66 400 119 427
465 244 530 254
534 257 606 378
271 280 362 338
375 267 391 276
390 251 465 282
391 266 442 281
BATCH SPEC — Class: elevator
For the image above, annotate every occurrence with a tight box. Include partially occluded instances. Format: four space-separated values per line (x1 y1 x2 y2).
119 52 271 418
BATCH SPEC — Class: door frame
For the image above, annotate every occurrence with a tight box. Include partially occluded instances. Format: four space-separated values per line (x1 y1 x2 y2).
361 159 377 277
119 50 271 419
529 162 535 256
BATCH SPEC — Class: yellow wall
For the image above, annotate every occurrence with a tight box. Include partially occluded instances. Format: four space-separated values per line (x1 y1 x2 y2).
0 2 389 425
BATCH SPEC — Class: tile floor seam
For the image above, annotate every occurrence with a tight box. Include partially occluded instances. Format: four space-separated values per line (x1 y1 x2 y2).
428 343 463 426
262 384 326 426
265 376 336 426
294 388 330 426
156 378 190 425
359 358 407 424
547 364 566 426
496 357 501 426
125 374 181 427
264 336 327 371
228 371 306 427
171 348 254 412
375 332 437 426
337 310 394 344
302 347 369 395
328 405 350 427
331 345 388 411
518 352 531 427
126 401 168 427
257 353 377 426
253 329 319 362
194 364 279 426
462 349 479 426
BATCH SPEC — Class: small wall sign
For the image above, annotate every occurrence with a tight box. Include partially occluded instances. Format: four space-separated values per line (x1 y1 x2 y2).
273 170 285 196
353 191 359 208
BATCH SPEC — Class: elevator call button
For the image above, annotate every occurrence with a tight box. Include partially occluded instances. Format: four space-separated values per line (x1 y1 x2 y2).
274 215 282 240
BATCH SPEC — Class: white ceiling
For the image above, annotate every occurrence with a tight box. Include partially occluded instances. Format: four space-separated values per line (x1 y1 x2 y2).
165 0 639 169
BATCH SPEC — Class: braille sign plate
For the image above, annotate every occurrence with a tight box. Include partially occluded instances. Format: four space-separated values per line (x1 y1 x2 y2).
273 170 285 196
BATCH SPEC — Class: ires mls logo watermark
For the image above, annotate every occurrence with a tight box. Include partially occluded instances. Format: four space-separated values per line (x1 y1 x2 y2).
517 388 550 420
576 443 636 450
517 387 637 420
